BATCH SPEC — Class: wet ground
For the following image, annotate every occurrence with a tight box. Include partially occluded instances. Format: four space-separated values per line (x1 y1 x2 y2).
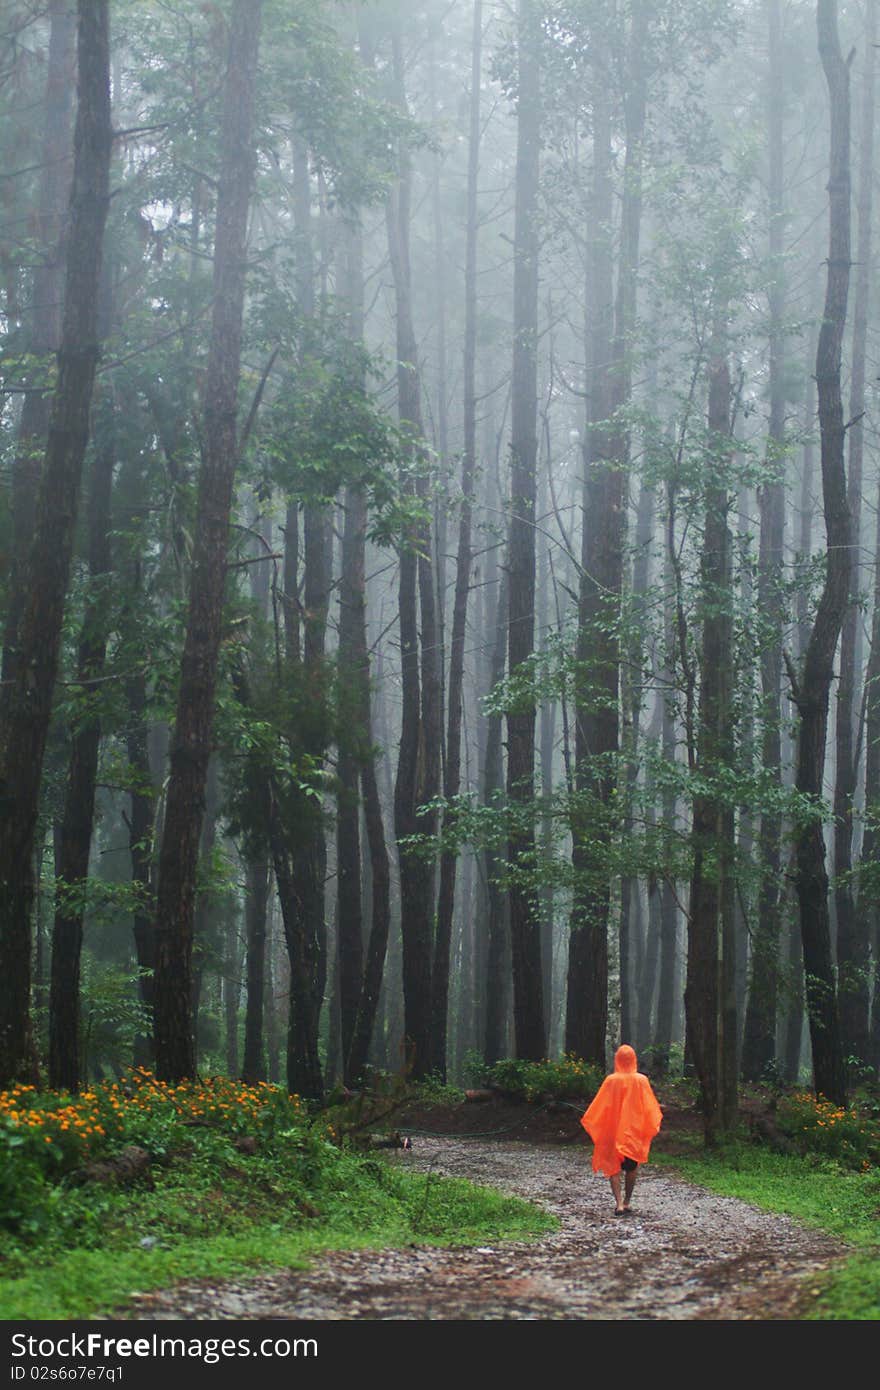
120 1136 843 1320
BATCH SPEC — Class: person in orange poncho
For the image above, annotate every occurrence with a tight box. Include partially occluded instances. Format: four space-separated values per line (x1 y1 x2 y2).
580 1044 662 1216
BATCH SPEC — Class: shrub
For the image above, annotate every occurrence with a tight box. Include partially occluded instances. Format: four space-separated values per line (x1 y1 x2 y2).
775 1091 880 1170
474 1055 604 1105
0 1070 311 1229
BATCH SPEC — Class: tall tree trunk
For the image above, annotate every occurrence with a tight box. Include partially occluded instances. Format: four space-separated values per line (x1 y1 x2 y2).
654 550 680 1076
381 22 440 1079
340 219 392 1086
622 476 655 1043
265 896 281 1084
431 0 483 1079
839 0 875 1067
118 450 159 1066
789 0 851 1106
49 390 115 1091
119 418 159 1071
224 905 240 1077
2 0 76 689
742 0 787 1081
241 510 272 1085
287 128 330 1093
567 12 645 1063
153 0 262 1082
566 69 612 1066
864 501 880 1070
242 854 269 1082
506 0 545 1061
685 329 734 1141
0 0 111 1088
337 480 365 1073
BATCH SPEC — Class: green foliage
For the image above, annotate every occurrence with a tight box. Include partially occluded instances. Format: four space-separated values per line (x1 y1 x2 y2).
262 0 423 210
79 964 153 1079
0 1072 311 1208
0 1126 54 1238
0 1075 554 1320
408 1073 467 1106
775 1092 880 1171
467 1055 604 1105
255 329 404 508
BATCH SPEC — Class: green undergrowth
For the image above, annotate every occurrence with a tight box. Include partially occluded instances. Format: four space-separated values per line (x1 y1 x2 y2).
0 1145 555 1320
465 1054 605 1104
655 1140 880 1320
0 1074 555 1320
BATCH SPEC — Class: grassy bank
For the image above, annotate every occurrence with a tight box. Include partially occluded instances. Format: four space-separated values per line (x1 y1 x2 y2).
655 1143 880 1319
0 1073 555 1320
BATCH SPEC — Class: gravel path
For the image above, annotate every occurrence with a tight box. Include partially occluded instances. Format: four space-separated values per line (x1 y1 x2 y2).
122 1138 844 1320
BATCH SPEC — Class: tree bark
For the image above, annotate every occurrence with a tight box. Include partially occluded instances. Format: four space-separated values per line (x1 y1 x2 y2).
380 21 440 1080
566 62 613 1067
431 0 483 1079
0 0 111 1088
336 217 392 1085
685 330 734 1141
153 0 262 1082
622 475 655 1044
507 0 545 1061
790 0 851 1106
49 391 115 1091
2 0 76 690
286 128 330 1092
242 853 269 1083
742 0 787 1082
838 0 875 1067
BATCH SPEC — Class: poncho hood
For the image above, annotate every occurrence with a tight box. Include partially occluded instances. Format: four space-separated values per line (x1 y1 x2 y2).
614 1044 638 1073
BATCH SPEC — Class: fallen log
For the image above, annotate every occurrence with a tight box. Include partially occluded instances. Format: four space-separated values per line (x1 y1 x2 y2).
71 1144 153 1188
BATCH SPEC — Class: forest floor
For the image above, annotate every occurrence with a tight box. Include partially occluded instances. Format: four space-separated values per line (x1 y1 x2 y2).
118 1103 846 1321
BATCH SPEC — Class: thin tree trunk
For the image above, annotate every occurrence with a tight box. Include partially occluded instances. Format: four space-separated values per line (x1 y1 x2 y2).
264 894 281 1084
742 0 787 1081
340 219 392 1086
242 853 269 1083
622 476 655 1042
685 329 734 1141
507 0 545 1061
381 21 440 1079
49 391 115 1091
484 571 509 1064
224 906 239 1077
654 564 679 1076
288 129 330 1087
783 329 819 1082
838 0 875 1066
567 71 612 1067
431 0 482 1079
337 481 365 1073
789 0 851 1106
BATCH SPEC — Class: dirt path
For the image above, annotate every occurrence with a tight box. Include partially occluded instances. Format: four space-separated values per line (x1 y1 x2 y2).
122 1138 843 1320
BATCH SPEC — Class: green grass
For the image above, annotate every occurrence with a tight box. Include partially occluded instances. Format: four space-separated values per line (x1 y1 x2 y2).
654 1142 880 1319
0 1144 556 1320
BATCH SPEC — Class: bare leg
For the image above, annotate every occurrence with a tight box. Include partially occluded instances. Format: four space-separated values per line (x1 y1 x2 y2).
610 1174 624 1213
623 1168 637 1209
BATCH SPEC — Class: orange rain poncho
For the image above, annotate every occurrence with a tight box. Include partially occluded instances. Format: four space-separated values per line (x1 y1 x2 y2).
580 1045 663 1176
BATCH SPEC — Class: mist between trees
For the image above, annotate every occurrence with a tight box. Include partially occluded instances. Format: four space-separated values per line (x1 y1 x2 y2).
0 0 876 1137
